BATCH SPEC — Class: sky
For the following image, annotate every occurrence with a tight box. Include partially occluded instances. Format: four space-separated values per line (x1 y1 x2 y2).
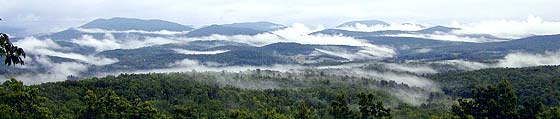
1 0 559 35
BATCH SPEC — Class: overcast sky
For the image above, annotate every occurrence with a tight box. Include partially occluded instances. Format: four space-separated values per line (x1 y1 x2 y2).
1 0 559 35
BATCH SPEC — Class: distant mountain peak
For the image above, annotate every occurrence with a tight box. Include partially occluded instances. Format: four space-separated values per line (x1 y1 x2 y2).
80 17 193 31
337 20 390 28
184 25 268 37
222 21 286 31
417 25 460 33
401 23 425 28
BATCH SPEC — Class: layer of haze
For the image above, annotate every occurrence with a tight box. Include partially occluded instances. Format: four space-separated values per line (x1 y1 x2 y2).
1 0 559 35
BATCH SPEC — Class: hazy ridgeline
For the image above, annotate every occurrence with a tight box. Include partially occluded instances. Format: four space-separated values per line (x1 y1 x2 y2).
1 15 560 118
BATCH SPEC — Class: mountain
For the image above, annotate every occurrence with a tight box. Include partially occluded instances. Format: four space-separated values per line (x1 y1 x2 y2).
310 29 408 37
363 34 560 61
430 65 560 106
80 17 194 31
337 20 390 28
184 25 268 37
310 29 374 36
11 18 560 81
312 25 491 40
95 41 366 69
402 23 425 28
312 25 460 37
416 25 460 34
42 28 172 41
222 21 286 31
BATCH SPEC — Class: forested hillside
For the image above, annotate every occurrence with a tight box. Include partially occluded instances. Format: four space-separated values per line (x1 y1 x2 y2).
430 65 560 106
2 66 560 118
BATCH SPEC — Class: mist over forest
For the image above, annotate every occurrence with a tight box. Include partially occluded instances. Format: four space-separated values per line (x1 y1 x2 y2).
2 0 560 118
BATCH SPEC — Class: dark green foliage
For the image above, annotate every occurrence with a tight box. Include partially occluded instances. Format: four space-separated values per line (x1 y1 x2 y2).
431 66 560 106
228 109 257 119
450 78 560 119
452 80 519 119
538 107 560 119
358 93 391 119
295 99 318 119
0 33 26 66
77 90 164 119
329 94 355 119
519 99 545 119
26 71 416 118
0 78 51 119
1 65 558 118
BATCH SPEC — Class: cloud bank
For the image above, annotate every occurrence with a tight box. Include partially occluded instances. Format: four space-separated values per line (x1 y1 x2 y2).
386 33 508 43
71 34 181 52
451 16 560 39
184 23 396 58
14 37 118 65
337 23 425 32
436 50 560 70
2 56 88 85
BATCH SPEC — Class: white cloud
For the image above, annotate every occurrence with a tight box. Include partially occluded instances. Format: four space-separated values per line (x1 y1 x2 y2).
4 0 559 35
382 63 438 74
435 50 560 70
183 23 396 58
337 23 425 32
415 48 432 53
346 69 437 90
316 47 392 61
3 56 89 85
71 35 120 52
71 34 181 52
177 23 396 59
115 59 306 74
386 33 508 43
172 49 229 55
434 59 491 70
13 37 63 50
496 51 560 68
14 37 118 65
451 16 560 39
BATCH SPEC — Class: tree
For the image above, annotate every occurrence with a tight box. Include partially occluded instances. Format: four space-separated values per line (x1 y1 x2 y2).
452 80 519 119
79 90 164 119
0 19 26 66
329 94 354 119
0 78 52 119
295 99 318 119
358 93 391 119
228 109 256 119
129 99 163 119
538 107 560 119
173 105 200 119
519 99 544 119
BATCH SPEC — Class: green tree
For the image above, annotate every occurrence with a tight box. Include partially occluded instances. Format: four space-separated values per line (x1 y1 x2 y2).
452 80 519 119
80 90 131 119
129 99 164 119
261 108 289 119
228 109 256 119
329 94 354 119
295 99 318 119
519 100 544 119
538 107 560 119
0 19 26 66
173 104 203 119
358 93 391 119
0 78 52 119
